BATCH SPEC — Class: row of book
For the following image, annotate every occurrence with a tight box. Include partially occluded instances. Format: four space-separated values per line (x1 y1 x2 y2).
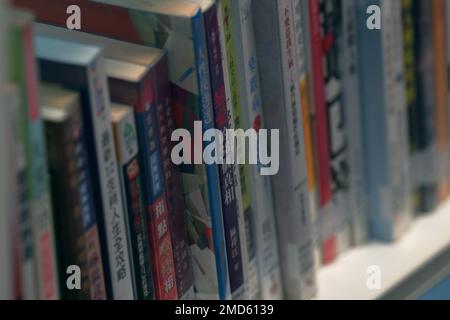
1 0 450 300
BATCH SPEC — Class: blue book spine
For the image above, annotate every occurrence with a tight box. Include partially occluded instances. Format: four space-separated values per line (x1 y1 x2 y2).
203 4 245 299
358 0 389 239
192 10 231 300
358 0 410 241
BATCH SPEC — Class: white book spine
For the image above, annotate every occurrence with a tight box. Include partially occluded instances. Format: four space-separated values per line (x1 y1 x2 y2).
233 0 283 300
278 0 316 299
381 0 411 238
87 55 134 300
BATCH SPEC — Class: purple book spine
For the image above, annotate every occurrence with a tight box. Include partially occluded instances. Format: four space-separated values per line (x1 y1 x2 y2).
152 54 195 300
204 4 245 297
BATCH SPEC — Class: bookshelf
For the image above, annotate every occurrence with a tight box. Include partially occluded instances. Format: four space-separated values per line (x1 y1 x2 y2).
316 199 450 300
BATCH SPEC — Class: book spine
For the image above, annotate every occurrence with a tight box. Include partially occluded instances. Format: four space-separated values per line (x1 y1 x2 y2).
86 56 134 299
412 0 438 213
152 55 195 300
22 25 59 300
206 2 247 300
432 0 450 202
135 78 178 300
9 14 40 301
357 0 386 240
226 0 259 300
192 10 232 300
0 1 10 298
293 0 319 244
229 0 284 300
45 112 89 300
320 0 353 261
383 0 411 240
402 0 422 214
278 0 317 299
307 0 333 209
75 115 108 300
0 83 17 300
112 110 155 300
341 0 368 245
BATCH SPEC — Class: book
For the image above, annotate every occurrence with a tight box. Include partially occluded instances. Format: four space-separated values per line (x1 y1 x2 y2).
8 10 59 300
193 0 247 300
107 58 178 300
432 0 450 203
34 23 195 300
220 0 284 300
41 84 108 300
252 0 317 299
306 0 337 264
93 0 230 300
403 0 438 214
309 0 353 264
41 84 92 300
17 0 229 299
295 0 322 268
0 83 19 300
111 103 156 300
357 0 412 241
0 1 14 300
292 0 321 258
35 35 134 299
340 0 369 246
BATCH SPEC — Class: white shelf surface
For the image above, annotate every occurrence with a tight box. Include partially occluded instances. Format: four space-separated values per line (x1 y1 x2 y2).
316 199 450 300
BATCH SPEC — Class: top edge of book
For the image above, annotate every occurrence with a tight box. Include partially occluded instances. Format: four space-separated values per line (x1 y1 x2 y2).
106 58 148 83
188 0 215 11
35 35 101 66
111 103 133 123
40 83 80 122
34 23 165 67
94 0 200 18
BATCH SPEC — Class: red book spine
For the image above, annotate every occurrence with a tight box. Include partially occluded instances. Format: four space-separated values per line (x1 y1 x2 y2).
308 0 333 207
308 0 336 264
135 76 178 300
152 56 194 300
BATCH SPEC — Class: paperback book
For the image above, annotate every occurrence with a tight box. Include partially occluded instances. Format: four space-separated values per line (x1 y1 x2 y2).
252 0 317 300
357 0 412 241
35 35 134 299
